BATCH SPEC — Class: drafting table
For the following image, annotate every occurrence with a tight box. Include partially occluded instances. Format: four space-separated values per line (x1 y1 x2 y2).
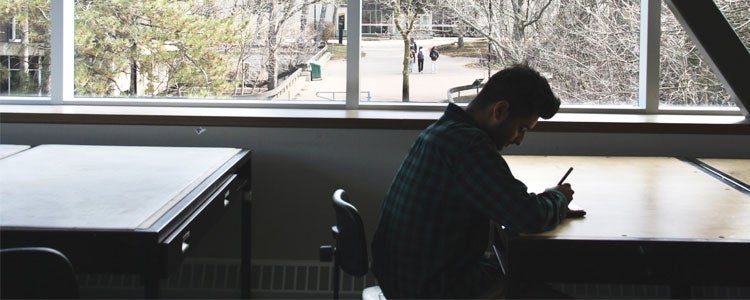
0 144 30 159
0 144 252 298
500 156 750 297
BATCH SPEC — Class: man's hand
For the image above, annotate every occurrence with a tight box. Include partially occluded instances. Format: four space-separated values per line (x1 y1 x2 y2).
555 183 574 202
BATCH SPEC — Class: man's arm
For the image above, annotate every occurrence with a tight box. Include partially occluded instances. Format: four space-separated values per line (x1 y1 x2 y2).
452 135 569 233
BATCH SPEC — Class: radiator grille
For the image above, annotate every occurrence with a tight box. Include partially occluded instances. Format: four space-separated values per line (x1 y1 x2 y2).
77 259 377 298
77 258 749 298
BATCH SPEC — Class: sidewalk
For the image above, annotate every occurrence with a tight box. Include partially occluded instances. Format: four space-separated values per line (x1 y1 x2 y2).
295 37 490 102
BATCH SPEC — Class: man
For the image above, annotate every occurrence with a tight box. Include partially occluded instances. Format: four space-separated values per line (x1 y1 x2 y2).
429 46 439 73
371 64 574 298
409 47 416 73
417 46 425 73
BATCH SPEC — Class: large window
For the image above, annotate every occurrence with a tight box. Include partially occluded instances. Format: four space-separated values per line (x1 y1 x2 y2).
0 0 747 116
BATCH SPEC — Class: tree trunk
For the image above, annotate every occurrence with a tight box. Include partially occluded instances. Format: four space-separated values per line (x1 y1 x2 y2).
266 2 279 90
130 40 138 96
402 37 410 102
266 37 279 90
20 18 29 75
130 59 138 95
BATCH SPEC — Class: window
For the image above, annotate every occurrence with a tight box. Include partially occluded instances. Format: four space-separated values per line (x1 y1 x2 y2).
659 0 741 109
0 56 44 96
542 1 640 107
400 0 640 106
4 17 22 42
0 0 747 116
72 0 344 101
0 2 50 97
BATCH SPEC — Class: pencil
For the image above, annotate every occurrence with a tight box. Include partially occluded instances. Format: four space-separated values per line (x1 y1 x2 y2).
557 167 573 185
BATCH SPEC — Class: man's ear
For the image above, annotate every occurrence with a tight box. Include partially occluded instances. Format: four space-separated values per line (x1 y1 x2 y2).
491 101 510 123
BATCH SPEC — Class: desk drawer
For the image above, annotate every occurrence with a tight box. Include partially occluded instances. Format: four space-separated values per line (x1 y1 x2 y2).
161 174 245 274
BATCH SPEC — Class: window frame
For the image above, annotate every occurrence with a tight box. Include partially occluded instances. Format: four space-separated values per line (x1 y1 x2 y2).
0 0 744 117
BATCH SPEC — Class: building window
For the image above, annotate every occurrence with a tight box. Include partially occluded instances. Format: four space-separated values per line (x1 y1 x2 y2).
4 17 22 42
0 55 44 96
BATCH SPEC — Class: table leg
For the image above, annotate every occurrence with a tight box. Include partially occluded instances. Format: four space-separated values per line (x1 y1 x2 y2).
241 190 252 298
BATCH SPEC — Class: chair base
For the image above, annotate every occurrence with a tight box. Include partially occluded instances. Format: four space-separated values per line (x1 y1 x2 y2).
362 285 385 300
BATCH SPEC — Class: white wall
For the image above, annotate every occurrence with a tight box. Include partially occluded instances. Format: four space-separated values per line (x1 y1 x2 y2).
1 123 748 261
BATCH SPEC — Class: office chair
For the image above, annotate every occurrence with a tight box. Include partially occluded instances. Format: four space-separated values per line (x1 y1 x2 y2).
0 247 80 298
320 189 385 300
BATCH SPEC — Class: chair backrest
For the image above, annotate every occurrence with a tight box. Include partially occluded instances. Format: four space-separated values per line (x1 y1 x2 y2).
332 189 369 277
0 247 80 299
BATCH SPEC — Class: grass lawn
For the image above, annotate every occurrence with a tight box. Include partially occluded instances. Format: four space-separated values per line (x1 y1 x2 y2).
436 39 489 58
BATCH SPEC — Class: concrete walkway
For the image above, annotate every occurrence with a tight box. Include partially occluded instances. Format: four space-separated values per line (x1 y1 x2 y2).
294 37 491 103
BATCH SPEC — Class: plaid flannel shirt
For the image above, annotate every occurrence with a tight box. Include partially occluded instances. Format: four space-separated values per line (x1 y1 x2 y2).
371 103 569 298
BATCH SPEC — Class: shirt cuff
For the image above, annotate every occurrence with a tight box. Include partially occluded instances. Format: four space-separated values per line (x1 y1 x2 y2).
544 188 569 205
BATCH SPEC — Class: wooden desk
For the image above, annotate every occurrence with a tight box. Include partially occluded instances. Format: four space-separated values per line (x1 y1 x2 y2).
0 144 29 159
0 145 252 298
501 156 750 297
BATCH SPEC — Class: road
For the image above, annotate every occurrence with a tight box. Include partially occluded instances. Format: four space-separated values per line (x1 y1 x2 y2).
294 37 490 103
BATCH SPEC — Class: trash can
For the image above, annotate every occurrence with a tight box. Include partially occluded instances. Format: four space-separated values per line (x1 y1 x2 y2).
310 62 322 80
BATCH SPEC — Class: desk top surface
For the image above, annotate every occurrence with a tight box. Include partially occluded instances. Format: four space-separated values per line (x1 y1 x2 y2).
0 144 30 159
0 145 241 230
503 156 750 241
698 158 750 186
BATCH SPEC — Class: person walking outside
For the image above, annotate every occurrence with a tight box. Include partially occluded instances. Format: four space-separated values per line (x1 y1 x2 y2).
429 46 440 73
409 47 416 73
417 46 425 73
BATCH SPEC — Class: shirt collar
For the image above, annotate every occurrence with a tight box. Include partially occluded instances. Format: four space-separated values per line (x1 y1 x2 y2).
443 103 480 127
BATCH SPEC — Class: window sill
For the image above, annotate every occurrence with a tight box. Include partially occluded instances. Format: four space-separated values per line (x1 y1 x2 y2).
1 104 748 134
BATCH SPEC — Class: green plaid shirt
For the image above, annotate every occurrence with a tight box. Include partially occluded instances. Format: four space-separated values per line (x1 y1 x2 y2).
371 103 569 298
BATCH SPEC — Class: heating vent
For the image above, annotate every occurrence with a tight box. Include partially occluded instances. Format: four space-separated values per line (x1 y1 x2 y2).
77 259 378 298
77 259 749 298
250 259 378 297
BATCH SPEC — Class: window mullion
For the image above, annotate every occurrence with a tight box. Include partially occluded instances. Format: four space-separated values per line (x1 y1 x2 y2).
50 0 75 104
638 0 661 113
346 0 362 109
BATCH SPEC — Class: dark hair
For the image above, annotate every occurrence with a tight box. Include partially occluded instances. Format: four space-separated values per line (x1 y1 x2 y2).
468 64 560 119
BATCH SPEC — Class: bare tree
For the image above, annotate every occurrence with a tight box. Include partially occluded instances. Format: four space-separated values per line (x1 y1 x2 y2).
234 0 325 91
658 0 747 106
441 0 555 66
441 0 748 106
377 0 430 101
538 0 640 104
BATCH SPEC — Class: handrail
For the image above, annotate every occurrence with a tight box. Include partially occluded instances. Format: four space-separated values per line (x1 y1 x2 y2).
253 45 331 100
447 83 484 102
316 91 373 101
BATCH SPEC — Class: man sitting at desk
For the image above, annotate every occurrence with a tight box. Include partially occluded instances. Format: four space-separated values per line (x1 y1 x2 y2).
371 64 574 298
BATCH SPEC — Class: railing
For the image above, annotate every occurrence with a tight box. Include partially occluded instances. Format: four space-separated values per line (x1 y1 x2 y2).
248 45 332 100
254 68 305 100
447 81 485 102
315 91 373 101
